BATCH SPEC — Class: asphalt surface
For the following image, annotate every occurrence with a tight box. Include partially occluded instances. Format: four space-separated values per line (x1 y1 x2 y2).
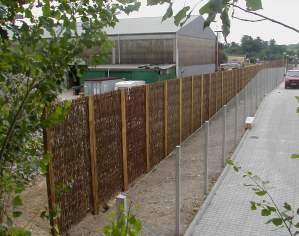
186 82 299 236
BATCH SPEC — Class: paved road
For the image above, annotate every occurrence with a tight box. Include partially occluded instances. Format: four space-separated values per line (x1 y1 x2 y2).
186 83 299 236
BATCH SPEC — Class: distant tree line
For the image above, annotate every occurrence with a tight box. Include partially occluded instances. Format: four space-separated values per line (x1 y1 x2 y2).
224 35 299 63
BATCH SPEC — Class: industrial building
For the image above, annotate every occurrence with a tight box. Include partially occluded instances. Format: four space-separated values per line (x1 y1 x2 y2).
80 15 216 82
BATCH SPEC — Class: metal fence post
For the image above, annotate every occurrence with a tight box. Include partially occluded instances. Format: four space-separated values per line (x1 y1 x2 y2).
116 193 128 224
222 105 227 168
175 145 181 236
244 82 247 119
204 121 209 195
255 74 258 111
265 67 267 93
234 94 238 146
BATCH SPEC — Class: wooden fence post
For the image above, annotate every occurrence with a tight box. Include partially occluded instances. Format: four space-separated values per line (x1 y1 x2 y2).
88 96 99 214
45 128 58 235
145 85 150 171
191 76 194 131
201 74 204 125
209 73 212 119
164 81 168 157
215 73 218 112
221 71 224 107
121 90 129 191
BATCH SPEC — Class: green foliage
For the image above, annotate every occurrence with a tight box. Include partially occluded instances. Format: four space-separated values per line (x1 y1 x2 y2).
102 203 142 236
290 154 299 159
224 35 292 60
227 160 299 236
174 6 191 27
246 0 263 11
155 0 264 39
0 0 140 234
155 0 299 42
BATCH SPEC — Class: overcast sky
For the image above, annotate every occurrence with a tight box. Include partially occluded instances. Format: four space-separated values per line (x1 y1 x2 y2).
118 0 299 45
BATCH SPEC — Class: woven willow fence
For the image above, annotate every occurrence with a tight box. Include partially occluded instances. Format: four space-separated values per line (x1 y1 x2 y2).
45 61 284 234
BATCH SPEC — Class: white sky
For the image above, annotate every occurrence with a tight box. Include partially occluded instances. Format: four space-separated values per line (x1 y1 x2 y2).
118 0 299 45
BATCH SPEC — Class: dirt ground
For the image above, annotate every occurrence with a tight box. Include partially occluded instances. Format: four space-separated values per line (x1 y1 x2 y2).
17 97 244 236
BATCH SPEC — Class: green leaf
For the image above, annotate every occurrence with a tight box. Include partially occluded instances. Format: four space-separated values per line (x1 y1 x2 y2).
295 223 299 228
296 107 299 114
225 159 234 166
297 208 299 215
203 12 216 28
283 202 292 211
12 195 23 207
296 96 299 103
250 201 257 210
245 0 263 11
174 6 190 26
233 166 240 172
290 154 299 159
12 211 22 218
8 227 31 236
255 191 267 196
199 2 211 15
147 0 170 6
261 209 271 216
271 218 283 226
220 7 230 41
162 3 173 22
39 153 51 174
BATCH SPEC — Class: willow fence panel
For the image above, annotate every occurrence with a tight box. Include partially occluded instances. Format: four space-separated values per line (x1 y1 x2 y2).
125 86 147 184
148 82 165 168
93 92 123 204
48 97 92 233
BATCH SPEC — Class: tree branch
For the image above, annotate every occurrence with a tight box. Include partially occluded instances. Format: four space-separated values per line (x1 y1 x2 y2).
230 3 299 34
232 15 266 22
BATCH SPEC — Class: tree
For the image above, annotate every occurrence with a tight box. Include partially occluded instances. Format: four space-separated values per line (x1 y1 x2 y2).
224 35 295 61
150 0 299 41
0 0 140 235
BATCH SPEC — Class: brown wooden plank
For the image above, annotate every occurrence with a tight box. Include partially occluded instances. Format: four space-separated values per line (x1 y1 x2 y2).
145 85 150 171
120 90 129 191
45 127 58 235
88 96 99 214
164 81 168 157
191 76 194 131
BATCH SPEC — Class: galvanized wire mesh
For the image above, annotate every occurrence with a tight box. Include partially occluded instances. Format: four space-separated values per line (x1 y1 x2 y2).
225 96 236 157
208 109 224 186
167 79 180 155
182 77 193 141
193 75 202 130
180 128 205 235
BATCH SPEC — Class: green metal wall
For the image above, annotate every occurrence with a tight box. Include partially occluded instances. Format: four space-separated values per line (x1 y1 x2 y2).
80 68 176 84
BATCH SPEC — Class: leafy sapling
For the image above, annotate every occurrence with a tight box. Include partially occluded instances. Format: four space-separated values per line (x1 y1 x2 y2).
102 201 142 236
226 160 299 236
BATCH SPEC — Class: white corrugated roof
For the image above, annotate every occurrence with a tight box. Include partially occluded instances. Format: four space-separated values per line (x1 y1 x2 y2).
42 15 215 39
104 16 197 35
